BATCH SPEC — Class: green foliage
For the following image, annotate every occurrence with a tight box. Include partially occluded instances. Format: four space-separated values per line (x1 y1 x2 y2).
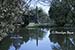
0 0 30 38
49 0 75 26
0 0 23 21
30 7 50 23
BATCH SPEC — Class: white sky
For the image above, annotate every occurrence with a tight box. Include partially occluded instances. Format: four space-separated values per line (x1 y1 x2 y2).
37 3 50 14
30 0 50 14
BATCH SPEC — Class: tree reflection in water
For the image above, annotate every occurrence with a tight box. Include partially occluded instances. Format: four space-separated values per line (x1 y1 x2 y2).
49 28 75 50
1 28 45 50
0 28 75 50
11 35 23 50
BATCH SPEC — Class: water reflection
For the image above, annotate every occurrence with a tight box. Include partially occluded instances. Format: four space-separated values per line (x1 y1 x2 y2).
0 28 75 50
10 35 23 50
49 28 75 50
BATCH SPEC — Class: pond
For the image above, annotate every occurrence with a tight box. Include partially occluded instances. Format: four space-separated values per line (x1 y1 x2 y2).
0 28 75 50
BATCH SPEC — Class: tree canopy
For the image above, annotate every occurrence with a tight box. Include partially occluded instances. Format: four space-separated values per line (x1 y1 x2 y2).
0 0 31 37
49 0 75 26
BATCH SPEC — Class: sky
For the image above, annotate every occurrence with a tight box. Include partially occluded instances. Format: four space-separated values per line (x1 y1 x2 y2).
37 3 50 14
29 0 50 14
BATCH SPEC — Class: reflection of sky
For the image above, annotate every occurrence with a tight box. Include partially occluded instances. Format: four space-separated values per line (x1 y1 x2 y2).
18 29 53 50
9 44 15 50
9 29 61 50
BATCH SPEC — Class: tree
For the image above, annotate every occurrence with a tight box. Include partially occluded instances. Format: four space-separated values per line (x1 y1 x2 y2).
49 0 75 26
0 0 31 37
29 7 50 23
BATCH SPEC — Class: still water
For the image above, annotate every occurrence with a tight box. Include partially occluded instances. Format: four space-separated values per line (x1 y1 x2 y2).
0 28 75 50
